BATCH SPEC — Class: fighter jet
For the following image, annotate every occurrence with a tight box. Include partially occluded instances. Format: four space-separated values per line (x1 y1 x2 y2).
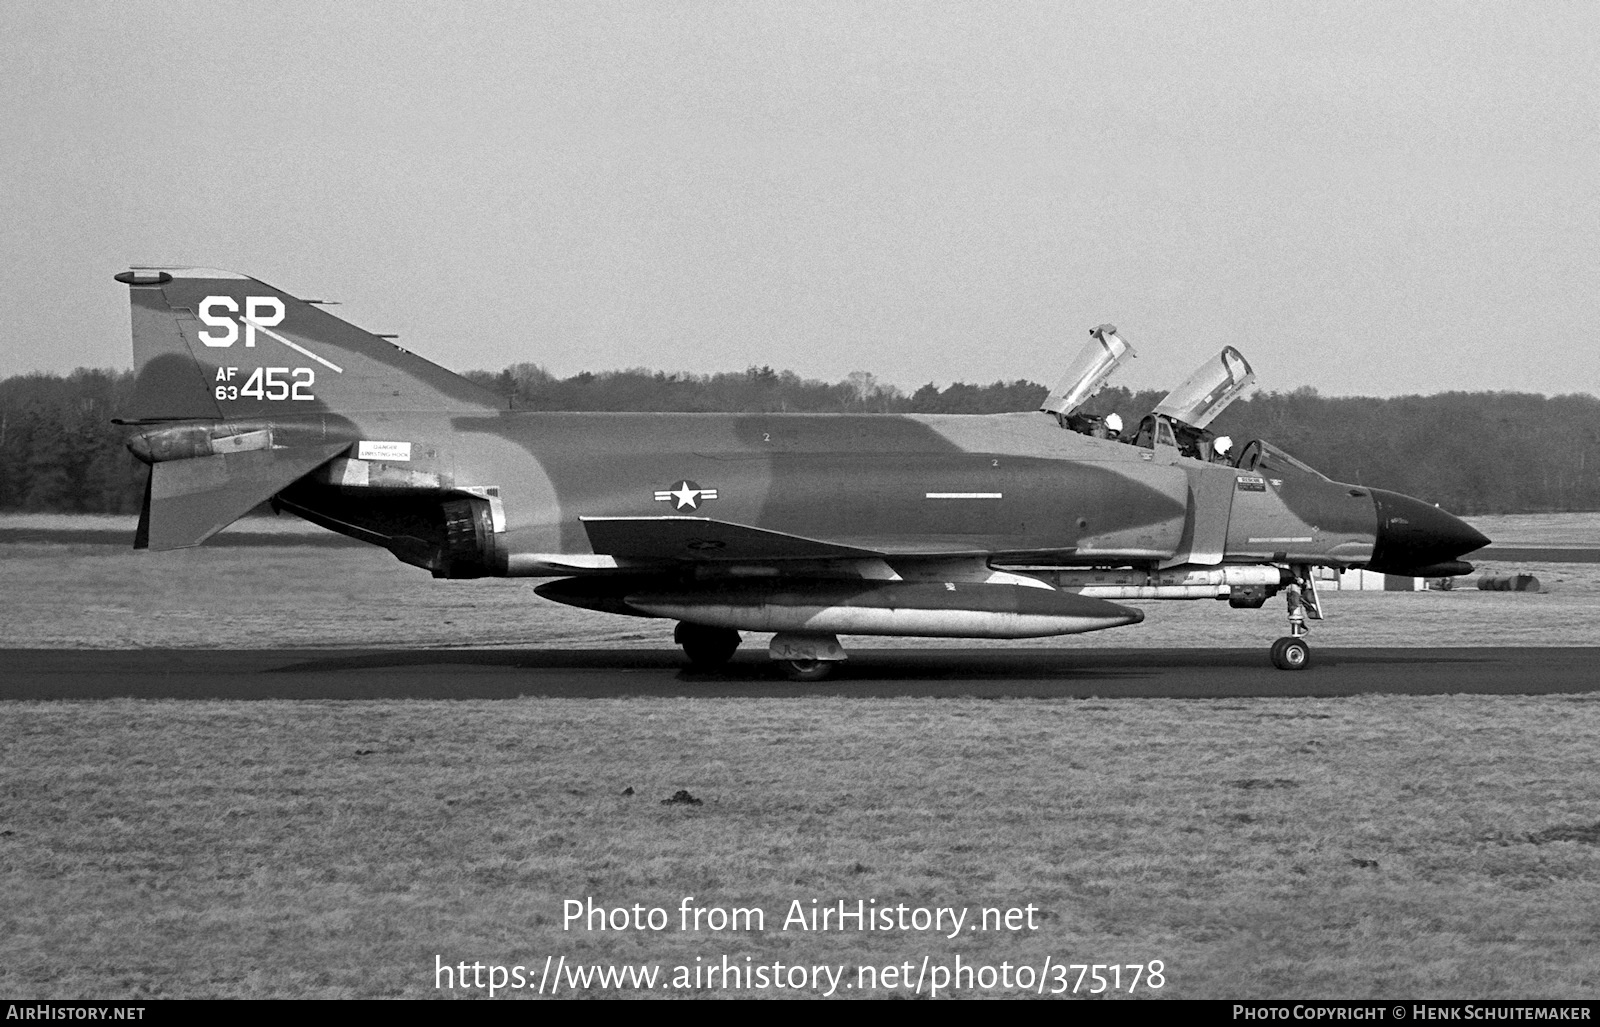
113 268 1489 677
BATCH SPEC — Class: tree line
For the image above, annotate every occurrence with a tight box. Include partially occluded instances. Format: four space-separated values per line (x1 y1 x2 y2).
3 365 1597 515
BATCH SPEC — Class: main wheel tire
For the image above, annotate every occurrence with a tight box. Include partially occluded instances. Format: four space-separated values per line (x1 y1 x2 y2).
779 658 835 682
1270 636 1311 671
674 623 741 668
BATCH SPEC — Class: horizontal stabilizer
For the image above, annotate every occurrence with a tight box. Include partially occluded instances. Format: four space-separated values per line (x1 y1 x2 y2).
143 443 349 551
580 516 884 562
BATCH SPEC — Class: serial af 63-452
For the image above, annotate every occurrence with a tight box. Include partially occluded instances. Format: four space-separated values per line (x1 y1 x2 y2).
114 267 1489 678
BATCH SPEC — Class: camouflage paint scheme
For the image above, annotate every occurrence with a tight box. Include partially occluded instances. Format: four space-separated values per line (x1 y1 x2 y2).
115 268 1489 664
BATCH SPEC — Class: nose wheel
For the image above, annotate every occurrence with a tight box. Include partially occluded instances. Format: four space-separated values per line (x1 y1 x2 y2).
1270 635 1311 670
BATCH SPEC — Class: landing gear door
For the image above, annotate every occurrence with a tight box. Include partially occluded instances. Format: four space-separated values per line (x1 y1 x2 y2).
1039 324 1137 419
1152 346 1255 430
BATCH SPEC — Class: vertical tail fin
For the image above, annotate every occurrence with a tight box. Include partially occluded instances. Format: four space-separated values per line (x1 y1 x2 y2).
116 267 504 422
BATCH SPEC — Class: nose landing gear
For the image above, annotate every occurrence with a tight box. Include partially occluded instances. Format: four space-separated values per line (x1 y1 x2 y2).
1270 568 1322 670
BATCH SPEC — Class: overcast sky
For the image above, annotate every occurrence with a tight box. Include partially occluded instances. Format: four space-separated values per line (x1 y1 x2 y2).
2 1 1595 397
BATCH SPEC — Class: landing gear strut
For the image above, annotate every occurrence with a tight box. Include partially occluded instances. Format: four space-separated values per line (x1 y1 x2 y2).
1270 567 1321 671
675 622 741 669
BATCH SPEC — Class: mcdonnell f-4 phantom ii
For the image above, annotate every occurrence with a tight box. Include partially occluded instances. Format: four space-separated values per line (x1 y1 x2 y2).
114 267 1489 677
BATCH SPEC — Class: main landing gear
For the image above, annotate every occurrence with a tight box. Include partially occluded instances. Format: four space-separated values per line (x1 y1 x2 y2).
1269 568 1322 671
674 624 849 681
768 632 847 681
674 622 741 669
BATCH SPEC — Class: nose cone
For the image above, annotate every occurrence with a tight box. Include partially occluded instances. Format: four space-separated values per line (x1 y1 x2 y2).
1367 490 1490 575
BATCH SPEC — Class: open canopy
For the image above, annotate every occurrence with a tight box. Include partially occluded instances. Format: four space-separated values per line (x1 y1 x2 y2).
1039 324 1137 418
1152 346 1255 430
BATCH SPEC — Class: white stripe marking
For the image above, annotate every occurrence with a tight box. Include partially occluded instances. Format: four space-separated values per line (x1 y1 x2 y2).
1248 537 1313 543
925 492 1002 500
242 318 344 373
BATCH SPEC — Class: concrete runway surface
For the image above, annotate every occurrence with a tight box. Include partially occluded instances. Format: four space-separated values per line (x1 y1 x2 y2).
3 647 1596 699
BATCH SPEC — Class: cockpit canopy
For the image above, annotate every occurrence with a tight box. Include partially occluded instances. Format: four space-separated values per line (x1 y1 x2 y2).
1043 328 1269 465
1232 439 1331 480
1152 346 1255 430
1039 324 1136 419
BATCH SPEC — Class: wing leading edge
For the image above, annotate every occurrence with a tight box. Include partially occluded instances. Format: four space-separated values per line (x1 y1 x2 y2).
579 516 1079 563
580 516 881 562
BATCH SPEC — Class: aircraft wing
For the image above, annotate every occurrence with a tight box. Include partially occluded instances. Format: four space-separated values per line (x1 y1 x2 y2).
579 516 1078 563
829 536 1079 561
580 516 883 562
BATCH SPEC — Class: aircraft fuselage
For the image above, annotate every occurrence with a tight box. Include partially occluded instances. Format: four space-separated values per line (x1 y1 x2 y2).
133 407 1477 580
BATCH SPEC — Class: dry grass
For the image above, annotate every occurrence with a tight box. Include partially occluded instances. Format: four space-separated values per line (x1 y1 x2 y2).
3 696 1600 998
4 543 1599 649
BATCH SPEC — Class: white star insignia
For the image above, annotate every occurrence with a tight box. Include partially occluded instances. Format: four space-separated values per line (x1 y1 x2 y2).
653 480 719 511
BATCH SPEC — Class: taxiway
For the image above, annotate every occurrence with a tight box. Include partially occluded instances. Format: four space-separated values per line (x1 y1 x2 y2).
3 647 1596 699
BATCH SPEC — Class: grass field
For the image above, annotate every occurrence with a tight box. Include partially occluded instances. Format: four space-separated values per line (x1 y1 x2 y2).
3 519 1599 999
1461 513 1600 547
4 696 1600 998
